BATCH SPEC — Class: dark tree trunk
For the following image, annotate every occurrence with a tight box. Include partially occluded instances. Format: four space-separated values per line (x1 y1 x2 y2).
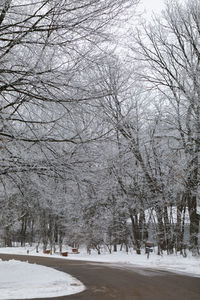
29 219 34 246
130 214 141 254
4 226 12 247
20 217 27 247
155 205 165 254
188 194 199 254
186 150 199 255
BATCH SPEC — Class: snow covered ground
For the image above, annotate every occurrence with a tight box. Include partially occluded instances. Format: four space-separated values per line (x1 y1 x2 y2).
0 245 200 278
0 259 85 300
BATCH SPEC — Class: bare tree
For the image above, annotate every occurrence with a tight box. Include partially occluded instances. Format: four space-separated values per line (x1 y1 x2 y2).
0 0 140 247
133 0 200 254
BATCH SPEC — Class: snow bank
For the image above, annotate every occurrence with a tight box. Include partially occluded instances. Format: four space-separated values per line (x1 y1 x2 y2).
0 246 200 279
0 259 85 300
72 249 200 277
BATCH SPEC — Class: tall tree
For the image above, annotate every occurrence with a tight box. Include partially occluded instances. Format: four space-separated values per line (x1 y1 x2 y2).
0 0 140 247
133 0 200 254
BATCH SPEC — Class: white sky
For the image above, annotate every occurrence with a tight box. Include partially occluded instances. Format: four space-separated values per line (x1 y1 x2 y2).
141 0 184 15
140 0 166 15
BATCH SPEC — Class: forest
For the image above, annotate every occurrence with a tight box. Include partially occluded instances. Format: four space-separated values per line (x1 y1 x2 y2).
0 0 199 256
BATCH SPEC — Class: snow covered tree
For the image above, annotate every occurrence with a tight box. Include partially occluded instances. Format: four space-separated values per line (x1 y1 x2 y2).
0 0 139 245
133 0 200 254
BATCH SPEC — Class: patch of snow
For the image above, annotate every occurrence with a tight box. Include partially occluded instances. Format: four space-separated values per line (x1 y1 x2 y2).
63 248 200 278
0 245 200 279
0 259 85 300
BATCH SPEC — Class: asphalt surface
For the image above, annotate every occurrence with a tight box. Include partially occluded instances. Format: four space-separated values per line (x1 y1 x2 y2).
0 254 200 300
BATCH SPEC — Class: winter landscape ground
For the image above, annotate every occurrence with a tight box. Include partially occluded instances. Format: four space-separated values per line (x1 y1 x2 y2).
0 258 85 300
1 245 200 277
0 245 200 299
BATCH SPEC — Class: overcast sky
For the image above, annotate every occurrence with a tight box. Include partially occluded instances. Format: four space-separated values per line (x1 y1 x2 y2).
140 0 166 15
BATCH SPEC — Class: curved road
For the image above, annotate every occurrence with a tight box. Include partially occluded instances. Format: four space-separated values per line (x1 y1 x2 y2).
0 254 200 300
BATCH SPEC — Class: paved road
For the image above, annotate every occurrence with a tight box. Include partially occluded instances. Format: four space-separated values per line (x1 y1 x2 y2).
0 254 200 300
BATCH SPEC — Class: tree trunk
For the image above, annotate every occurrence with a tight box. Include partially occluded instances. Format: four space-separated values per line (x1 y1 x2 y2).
4 226 12 247
155 205 165 254
20 217 27 247
130 214 141 254
188 194 199 255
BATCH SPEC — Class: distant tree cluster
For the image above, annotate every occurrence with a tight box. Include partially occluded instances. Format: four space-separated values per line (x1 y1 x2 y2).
0 0 199 256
